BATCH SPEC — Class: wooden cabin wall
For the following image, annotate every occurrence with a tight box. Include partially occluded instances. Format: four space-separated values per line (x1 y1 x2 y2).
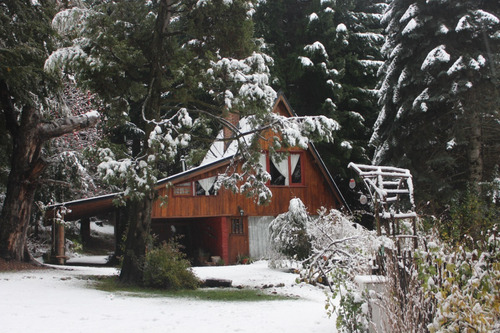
151 98 342 219
152 154 340 219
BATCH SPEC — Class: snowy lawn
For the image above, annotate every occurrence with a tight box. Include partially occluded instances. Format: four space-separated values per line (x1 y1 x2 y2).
0 260 337 333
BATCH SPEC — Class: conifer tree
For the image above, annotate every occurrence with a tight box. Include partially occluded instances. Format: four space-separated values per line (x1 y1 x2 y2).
53 0 338 283
254 1 387 213
0 0 99 261
255 0 387 182
372 0 500 204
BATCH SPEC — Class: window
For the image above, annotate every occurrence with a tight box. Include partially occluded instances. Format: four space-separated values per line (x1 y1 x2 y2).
195 176 217 196
231 218 244 234
290 154 302 184
173 177 218 196
263 152 303 186
173 182 192 196
270 159 286 185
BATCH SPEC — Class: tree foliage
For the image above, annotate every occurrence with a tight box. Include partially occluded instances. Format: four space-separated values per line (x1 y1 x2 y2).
0 0 99 261
50 0 338 283
255 0 387 185
372 0 500 204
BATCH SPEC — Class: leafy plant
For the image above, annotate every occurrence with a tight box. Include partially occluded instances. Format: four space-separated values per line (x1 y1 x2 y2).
440 186 499 248
417 230 500 332
325 269 370 333
142 240 200 290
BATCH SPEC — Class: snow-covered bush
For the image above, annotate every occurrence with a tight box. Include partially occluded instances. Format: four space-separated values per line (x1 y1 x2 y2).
416 230 499 332
301 209 391 333
269 198 312 262
268 200 393 331
143 240 200 290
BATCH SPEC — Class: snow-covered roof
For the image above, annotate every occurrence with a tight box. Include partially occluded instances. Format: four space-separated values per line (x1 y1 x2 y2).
199 116 255 166
156 154 234 186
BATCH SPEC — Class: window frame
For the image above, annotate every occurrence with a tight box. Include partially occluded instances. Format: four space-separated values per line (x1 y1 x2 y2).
230 217 245 235
265 151 305 187
173 181 193 196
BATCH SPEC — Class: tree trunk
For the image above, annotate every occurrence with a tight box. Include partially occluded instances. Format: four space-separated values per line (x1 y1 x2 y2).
0 82 99 262
118 0 171 283
0 106 45 261
119 196 153 284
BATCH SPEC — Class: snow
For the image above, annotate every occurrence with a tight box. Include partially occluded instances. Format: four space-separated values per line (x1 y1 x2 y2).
309 13 319 22
354 275 388 285
0 261 336 333
66 255 110 265
298 56 314 67
402 18 419 35
421 45 450 70
456 15 472 32
341 141 352 150
304 41 329 59
472 9 500 26
336 23 347 33
400 4 419 23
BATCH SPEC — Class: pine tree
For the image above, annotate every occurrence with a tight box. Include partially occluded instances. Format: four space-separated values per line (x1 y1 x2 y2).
298 0 387 179
0 0 99 261
372 0 500 204
255 0 387 209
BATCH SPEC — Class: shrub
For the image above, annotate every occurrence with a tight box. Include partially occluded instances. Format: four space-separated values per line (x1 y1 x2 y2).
440 187 499 248
142 240 200 290
418 230 500 332
269 198 312 262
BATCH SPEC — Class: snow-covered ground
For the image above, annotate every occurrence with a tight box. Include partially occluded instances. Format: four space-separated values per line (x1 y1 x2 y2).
0 260 337 333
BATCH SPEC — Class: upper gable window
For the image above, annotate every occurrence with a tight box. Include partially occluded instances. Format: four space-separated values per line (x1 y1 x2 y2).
173 177 218 196
263 152 304 186
195 176 217 196
173 182 192 196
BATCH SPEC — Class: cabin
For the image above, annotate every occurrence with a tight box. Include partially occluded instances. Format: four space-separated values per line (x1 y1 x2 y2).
46 95 348 265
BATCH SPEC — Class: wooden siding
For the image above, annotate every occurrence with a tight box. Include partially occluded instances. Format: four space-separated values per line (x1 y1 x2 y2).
152 147 340 219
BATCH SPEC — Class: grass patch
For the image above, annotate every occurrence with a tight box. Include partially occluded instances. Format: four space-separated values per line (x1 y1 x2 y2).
88 276 296 302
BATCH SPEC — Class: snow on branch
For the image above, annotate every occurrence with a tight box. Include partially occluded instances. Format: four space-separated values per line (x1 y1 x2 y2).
207 52 276 110
39 110 99 139
269 113 339 149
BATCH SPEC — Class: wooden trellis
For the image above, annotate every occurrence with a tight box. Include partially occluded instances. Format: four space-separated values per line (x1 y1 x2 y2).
348 163 418 251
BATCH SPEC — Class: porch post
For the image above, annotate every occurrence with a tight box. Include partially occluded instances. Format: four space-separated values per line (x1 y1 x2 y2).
80 217 91 246
221 217 230 265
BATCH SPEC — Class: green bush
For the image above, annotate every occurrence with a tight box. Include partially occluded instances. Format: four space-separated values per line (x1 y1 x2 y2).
440 186 499 248
142 240 200 290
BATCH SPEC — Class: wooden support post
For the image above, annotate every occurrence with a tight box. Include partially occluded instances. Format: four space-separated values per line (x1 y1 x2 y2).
412 217 417 250
375 196 381 236
80 217 91 246
56 223 66 265
51 219 56 260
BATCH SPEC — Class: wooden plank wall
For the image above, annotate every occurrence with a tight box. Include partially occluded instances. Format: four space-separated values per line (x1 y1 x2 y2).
152 151 340 219
152 97 341 219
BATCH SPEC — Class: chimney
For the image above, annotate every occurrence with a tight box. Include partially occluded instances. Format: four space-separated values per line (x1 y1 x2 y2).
180 155 187 172
223 111 240 151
